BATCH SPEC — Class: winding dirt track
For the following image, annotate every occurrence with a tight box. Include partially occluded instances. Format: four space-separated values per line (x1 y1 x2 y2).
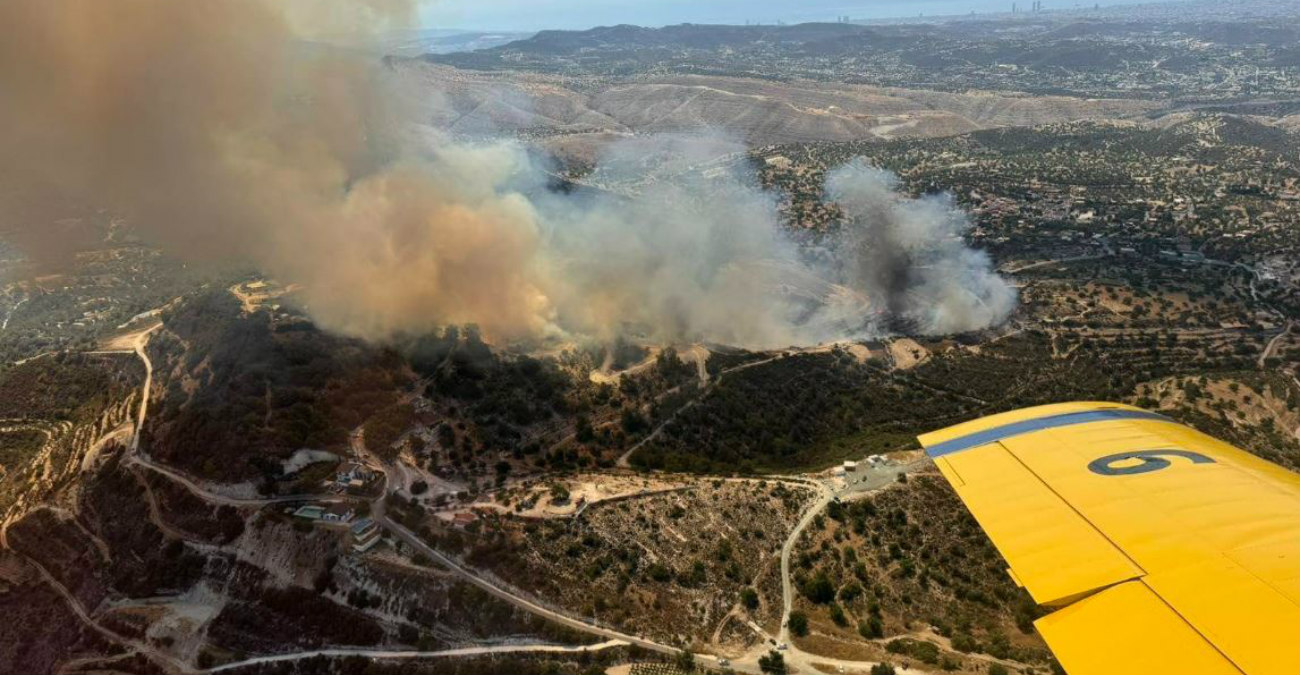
203 639 630 674
30 318 934 674
617 353 784 468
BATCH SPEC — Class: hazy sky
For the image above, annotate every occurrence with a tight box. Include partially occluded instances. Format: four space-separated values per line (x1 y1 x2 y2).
419 0 1188 31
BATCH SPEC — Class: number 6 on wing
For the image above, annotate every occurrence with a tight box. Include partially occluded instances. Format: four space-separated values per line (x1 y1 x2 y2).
1087 449 1215 476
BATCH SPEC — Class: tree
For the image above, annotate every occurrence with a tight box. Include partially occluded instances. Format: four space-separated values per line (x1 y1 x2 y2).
740 587 760 611
801 572 836 603
951 633 978 653
788 611 809 637
621 408 648 433
575 415 595 442
870 664 896 675
675 649 695 673
550 483 571 504
839 581 863 603
758 650 787 675
989 665 1010 675
859 616 883 639
987 631 1012 659
646 563 672 582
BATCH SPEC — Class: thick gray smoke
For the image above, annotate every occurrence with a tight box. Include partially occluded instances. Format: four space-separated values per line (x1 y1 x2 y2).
530 142 1017 347
825 161 1019 336
0 0 1016 349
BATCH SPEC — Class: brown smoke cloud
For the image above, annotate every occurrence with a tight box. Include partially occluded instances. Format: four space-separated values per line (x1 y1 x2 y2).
0 0 533 338
0 0 1015 347
0 0 550 340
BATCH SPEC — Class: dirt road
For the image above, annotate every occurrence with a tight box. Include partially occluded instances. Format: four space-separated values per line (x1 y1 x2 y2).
1260 321 1294 368
204 639 629 673
617 353 785 468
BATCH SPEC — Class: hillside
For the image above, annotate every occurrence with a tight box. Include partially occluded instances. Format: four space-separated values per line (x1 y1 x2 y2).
426 14 1298 100
401 63 1159 146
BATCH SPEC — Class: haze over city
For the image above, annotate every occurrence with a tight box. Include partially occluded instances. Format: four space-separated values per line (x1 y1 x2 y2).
421 0 1189 31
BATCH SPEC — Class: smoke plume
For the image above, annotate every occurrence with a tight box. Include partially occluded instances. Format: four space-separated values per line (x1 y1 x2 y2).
0 0 1016 348
825 161 1019 335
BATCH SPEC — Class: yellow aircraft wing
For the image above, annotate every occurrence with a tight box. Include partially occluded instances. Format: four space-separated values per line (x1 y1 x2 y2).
918 401 1300 675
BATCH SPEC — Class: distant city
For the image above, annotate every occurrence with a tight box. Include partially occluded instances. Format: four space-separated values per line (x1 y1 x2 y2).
419 0 1196 32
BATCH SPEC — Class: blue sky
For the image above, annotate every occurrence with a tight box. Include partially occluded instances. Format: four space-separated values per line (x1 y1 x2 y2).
418 0 1188 32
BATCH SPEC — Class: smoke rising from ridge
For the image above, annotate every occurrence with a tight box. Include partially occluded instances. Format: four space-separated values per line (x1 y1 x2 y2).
0 0 1016 348
826 161 1019 335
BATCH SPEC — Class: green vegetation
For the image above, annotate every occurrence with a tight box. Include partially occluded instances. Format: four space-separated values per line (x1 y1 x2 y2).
0 351 143 510
887 637 941 665
758 650 786 675
364 403 415 461
800 573 836 604
792 474 1054 666
450 480 809 644
0 352 141 422
634 351 912 473
787 611 808 637
0 429 46 469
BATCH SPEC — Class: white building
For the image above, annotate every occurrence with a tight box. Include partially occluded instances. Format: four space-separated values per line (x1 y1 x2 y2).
351 518 381 552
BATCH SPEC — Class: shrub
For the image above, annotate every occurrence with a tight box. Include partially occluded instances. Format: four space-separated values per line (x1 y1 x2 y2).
829 604 848 626
788 611 809 637
859 617 883 639
759 650 787 675
801 573 836 604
